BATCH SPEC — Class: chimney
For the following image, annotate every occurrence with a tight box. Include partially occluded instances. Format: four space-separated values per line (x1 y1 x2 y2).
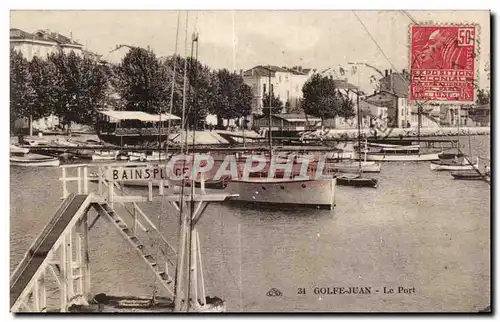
239 69 243 76
385 69 388 77
389 69 392 75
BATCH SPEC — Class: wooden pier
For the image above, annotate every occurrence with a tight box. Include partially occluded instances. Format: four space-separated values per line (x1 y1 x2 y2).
10 162 237 313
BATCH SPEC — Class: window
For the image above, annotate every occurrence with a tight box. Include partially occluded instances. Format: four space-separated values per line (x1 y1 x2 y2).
263 83 267 94
271 84 274 94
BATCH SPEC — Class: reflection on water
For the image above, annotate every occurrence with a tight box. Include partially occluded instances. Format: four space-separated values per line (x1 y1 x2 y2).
10 136 490 312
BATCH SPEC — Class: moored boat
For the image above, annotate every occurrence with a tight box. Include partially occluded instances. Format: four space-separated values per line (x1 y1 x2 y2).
224 177 336 209
10 145 30 155
336 173 378 188
451 170 490 181
430 157 479 171
10 153 60 167
358 150 440 162
326 161 381 173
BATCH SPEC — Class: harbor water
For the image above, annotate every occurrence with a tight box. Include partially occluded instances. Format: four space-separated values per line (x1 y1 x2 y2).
10 135 490 312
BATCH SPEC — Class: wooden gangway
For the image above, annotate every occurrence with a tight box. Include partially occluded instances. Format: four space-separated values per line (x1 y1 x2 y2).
10 163 237 313
10 193 93 312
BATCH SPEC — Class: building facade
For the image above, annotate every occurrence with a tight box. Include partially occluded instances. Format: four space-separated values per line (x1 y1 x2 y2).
242 65 314 115
10 28 84 61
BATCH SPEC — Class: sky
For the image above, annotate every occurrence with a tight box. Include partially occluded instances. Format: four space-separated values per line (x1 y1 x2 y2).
10 10 491 92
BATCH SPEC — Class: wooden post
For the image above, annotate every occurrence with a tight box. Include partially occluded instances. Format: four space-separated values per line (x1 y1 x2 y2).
109 169 114 209
190 227 198 307
75 220 84 296
40 272 47 312
196 229 206 305
200 173 205 194
62 167 68 199
159 180 164 195
82 214 91 300
98 167 103 196
148 181 153 202
66 231 74 301
33 279 40 311
132 204 137 235
83 166 88 195
77 167 82 194
60 243 68 312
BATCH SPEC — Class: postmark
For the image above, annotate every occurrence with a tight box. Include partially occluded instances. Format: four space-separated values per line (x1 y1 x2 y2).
409 24 479 103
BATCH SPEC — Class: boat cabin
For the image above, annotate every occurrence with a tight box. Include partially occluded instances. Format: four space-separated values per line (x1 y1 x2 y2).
96 110 181 145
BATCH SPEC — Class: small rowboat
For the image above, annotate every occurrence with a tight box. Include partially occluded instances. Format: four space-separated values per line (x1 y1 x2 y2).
451 170 490 181
430 157 479 171
10 153 60 167
336 173 378 188
10 145 30 155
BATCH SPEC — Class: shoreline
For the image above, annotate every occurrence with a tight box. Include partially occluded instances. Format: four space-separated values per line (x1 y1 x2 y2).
300 126 490 140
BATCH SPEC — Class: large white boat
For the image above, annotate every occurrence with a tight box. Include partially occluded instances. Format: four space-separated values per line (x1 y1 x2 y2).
224 177 336 209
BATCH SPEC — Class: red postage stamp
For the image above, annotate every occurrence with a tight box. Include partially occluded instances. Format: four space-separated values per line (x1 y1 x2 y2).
409 24 477 103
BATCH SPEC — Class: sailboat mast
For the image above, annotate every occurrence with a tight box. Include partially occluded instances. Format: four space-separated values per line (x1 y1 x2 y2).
356 68 361 171
268 67 273 152
457 104 461 151
173 11 190 313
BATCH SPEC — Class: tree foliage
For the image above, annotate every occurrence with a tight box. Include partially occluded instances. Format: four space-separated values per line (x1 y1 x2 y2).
48 51 109 129
29 56 60 120
301 74 354 120
116 47 168 114
262 92 283 115
211 69 253 127
476 88 490 105
10 49 35 131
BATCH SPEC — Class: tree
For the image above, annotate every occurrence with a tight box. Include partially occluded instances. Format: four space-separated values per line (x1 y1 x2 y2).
476 88 490 105
262 92 283 115
301 74 350 121
10 49 35 132
338 91 356 118
48 51 109 130
116 47 168 114
211 69 253 128
29 56 60 120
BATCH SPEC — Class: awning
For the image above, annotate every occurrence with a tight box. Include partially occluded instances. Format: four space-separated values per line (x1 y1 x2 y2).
98 110 180 122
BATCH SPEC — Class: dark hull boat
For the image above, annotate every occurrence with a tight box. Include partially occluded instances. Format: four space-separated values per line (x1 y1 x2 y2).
451 170 490 181
336 174 378 188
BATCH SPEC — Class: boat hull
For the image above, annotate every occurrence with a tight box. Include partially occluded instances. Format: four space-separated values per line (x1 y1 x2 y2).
358 152 440 162
326 161 381 173
337 175 378 188
225 178 336 209
430 162 479 171
10 157 60 167
451 170 489 180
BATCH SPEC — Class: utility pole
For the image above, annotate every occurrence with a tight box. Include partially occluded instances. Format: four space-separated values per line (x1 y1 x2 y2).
266 66 273 150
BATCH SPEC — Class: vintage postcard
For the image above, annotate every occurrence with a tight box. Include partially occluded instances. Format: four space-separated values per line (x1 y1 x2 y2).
9 10 491 313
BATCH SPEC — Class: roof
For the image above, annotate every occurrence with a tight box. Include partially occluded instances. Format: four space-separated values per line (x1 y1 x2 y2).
332 79 358 90
10 28 56 43
34 30 83 47
379 73 409 97
475 104 490 110
272 113 321 122
98 110 180 122
243 65 306 77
